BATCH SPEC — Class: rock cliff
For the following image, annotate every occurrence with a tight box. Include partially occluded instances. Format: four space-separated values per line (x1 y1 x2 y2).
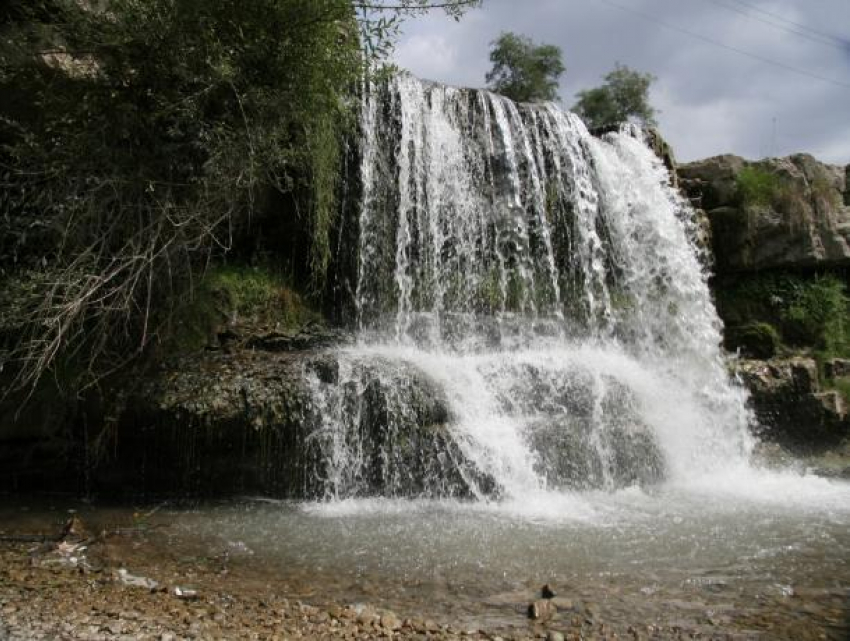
679 154 850 273
680 153 850 469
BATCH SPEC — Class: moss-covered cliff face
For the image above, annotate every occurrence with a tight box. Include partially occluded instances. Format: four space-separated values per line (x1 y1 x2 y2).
680 154 850 471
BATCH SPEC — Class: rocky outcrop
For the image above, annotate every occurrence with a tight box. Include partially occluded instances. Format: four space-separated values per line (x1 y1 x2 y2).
643 127 678 187
106 347 477 498
735 356 849 454
679 154 850 273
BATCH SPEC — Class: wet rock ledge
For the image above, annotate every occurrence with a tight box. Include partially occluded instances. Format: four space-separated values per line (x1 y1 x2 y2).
737 356 850 477
103 324 470 499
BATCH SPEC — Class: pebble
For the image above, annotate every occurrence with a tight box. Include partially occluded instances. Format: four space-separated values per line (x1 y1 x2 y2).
528 599 557 621
381 612 402 631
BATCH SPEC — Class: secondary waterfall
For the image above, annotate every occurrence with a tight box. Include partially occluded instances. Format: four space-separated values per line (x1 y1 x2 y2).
307 74 754 501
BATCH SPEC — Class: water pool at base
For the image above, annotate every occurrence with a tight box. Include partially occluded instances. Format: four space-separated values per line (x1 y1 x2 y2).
152 472 850 637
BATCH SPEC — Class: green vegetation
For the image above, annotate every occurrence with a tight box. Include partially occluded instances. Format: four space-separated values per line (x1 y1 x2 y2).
573 63 657 129
168 265 320 353
783 276 849 355
724 322 781 359
485 32 565 103
1 0 361 391
828 377 850 406
734 166 783 207
0 0 480 396
717 272 850 358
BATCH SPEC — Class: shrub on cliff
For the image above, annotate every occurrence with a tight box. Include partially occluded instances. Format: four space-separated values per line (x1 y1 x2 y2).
717 273 850 358
734 166 783 208
783 275 849 355
1 0 364 394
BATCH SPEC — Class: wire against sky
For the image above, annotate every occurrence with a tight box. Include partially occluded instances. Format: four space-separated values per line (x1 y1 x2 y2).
595 0 850 91
701 0 848 51
727 0 850 47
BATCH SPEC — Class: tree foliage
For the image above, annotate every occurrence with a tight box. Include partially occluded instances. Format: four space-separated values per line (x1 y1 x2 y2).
0 0 483 396
0 1 331 393
485 32 564 103
573 63 657 129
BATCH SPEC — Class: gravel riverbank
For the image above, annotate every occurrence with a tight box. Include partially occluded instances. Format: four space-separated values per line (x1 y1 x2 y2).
1 503 847 641
0 523 622 641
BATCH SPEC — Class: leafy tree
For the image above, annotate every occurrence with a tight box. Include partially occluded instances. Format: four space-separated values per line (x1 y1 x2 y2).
1 0 364 390
485 32 565 103
0 0 482 396
573 63 657 129
0 0 483 397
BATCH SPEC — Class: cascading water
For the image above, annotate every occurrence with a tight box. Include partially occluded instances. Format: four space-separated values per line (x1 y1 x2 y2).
307 74 754 501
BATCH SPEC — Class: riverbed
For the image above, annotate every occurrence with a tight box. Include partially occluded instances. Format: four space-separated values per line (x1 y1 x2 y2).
2 469 848 640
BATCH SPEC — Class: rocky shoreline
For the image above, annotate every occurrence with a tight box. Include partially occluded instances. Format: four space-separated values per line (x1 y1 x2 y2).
2 504 849 641
0 532 645 641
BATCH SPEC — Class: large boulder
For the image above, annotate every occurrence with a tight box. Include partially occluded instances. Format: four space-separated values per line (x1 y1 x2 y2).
679 154 850 272
735 356 849 453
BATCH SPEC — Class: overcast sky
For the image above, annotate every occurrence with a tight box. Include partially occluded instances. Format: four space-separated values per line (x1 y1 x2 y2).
393 0 850 164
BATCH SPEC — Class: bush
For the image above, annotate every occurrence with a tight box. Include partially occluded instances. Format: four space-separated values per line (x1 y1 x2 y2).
734 166 782 208
716 272 850 357
0 0 360 392
783 275 849 354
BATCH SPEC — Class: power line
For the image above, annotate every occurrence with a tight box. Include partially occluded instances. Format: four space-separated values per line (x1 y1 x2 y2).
726 0 849 48
701 0 848 51
595 0 850 91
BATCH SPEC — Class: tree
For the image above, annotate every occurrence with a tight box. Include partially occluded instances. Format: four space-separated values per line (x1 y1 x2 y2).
0 0 483 397
573 63 657 129
485 32 565 103
0 0 363 394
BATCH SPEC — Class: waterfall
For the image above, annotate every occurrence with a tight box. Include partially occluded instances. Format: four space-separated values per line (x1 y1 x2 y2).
307 74 753 501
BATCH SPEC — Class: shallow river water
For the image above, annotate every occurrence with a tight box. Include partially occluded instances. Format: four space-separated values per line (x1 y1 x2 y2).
6 467 846 638
192 472 850 636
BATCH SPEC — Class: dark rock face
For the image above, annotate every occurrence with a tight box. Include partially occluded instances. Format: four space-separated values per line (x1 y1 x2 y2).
0 381 81 492
680 152 850 463
680 154 850 273
525 378 665 491
109 350 319 497
101 341 669 497
106 348 478 499
735 357 849 453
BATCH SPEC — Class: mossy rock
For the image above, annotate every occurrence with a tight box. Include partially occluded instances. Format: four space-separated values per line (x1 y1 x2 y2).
715 272 850 358
725 322 781 359
165 263 322 354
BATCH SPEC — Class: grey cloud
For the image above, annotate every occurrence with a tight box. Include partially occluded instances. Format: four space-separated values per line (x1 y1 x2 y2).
393 0 850 164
